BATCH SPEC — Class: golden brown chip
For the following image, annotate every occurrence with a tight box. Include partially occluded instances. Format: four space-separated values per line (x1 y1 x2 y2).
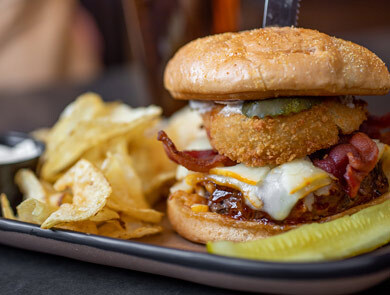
128 124 176 201
44 93 105 158
89 207 120 222
102 152 148 210
81 144 107 169
15 169 46 202
98 219 162 239
12 94 175 240
82 136 128 170
46 192 64 208
101 151 164 222
1 193 16 219
120 209 163 224
41 159 111 229
46 192 73 208
143 171 175 205
125 107 206 205
41 105 161 181
40 180 56 195
121 214 163 238
17 198 56 224
40 181 72 208
97 220 124 238
56 221 98 235
125 226 162 239
31 128 50 144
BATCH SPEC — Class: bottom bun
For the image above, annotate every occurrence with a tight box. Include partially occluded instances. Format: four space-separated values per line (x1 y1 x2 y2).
167 190 390 244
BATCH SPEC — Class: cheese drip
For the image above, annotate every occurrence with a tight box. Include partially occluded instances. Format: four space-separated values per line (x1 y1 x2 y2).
176 138 389 221
185 159 332 220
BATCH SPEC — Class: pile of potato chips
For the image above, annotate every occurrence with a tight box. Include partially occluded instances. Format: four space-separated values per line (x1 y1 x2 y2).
0 92 203 239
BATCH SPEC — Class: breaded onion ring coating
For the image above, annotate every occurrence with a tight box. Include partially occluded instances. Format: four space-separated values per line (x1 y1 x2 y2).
202 99 367 167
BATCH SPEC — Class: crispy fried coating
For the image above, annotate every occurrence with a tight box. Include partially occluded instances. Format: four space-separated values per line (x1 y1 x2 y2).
202 99 367 167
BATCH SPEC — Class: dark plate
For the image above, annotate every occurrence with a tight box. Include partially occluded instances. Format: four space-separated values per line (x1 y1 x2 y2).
0 217 388 294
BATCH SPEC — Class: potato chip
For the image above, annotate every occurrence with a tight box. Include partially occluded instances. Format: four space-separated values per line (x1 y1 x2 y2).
101 151 164 222
15 169 46 201
41 105 161 181
98 219 162 239
103 104 158 123
39 181 72 208
81 144 107 169
126 108 205 205
143 171 175 205
1 193 16 219
45 193 63 208
125 226 162 239
41 159 111 229
97 220 124 238
41 93 105 176
121 215 162 238
56 221 98 235
40 180 56 194
125 119 176 205
89 207 119 222
128 126 176 199
7 93 178 240
17 198 56 224
30 128 50 144
102 152 148 210
82 136 128 170
93 101 122 118
42 121 130 181
120 209 162 224
46 192 73 208
44 93 105 157
106 136 129 156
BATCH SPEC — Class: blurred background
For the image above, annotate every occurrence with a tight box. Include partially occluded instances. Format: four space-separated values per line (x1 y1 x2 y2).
0 0 389 132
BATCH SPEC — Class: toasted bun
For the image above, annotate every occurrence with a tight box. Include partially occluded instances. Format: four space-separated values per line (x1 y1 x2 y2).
167 190 291 243
168 190 390 244
164 27 390 101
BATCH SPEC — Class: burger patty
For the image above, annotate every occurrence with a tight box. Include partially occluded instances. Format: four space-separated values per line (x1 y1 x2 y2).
194 163 389 225
202 98 367 167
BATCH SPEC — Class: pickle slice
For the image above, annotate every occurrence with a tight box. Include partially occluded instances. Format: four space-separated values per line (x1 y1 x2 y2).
242 97 322 119
207 199 390 262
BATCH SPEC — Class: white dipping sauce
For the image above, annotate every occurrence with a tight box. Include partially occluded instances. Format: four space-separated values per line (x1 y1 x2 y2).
0 139 40 164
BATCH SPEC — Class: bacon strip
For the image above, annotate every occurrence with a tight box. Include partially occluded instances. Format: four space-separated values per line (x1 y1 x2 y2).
360 114 390 144
313 132 379 198
157 130 236 172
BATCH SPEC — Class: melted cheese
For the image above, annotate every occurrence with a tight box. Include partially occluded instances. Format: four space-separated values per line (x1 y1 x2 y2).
176 139 390 221
256 163 331 220
184 159 332 220
210 164 270 185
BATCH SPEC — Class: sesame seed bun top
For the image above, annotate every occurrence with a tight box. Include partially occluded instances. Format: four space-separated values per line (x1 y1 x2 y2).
164 27 390 101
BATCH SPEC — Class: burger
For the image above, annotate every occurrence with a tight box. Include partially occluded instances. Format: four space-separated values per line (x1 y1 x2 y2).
158 27 390 244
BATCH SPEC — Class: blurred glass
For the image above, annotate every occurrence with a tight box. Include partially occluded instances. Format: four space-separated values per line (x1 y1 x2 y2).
0 0 389 134
122 0 390 115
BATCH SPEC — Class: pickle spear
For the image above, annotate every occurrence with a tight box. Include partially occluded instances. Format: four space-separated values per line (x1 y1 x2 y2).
207 199 390 262
242 97 322 119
